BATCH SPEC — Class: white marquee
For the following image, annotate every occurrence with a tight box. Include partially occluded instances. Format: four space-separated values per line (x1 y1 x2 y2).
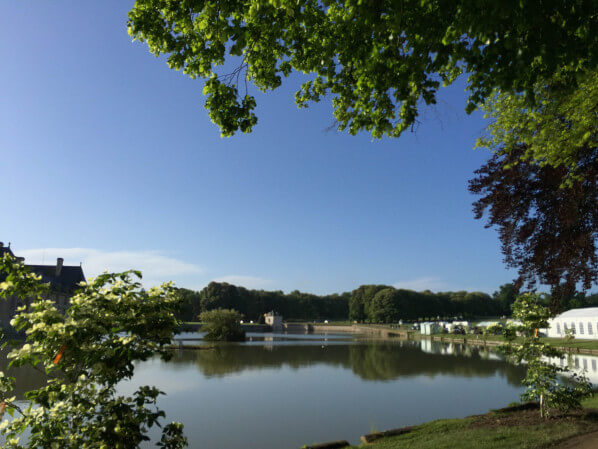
547 307 598 340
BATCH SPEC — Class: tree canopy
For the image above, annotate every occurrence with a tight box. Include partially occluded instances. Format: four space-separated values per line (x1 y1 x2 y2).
199 308 246 341
470 142 598 302
349 285 505 323
477 70 598 179
470 68 598 304
127 0 597 137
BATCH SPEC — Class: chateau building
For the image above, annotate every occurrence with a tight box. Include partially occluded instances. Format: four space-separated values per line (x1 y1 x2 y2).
0 242 85 332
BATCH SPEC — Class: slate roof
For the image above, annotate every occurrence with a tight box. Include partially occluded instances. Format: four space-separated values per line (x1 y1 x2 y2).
0 243 14 258
27 264 86 293
0 242 85 293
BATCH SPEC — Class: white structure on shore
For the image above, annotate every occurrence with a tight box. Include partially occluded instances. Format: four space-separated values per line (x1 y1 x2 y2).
547 308 598 340
264 311 283 331
420 322 440 335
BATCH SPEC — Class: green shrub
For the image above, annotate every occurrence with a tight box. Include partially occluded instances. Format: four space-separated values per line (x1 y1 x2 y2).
200 309 246 342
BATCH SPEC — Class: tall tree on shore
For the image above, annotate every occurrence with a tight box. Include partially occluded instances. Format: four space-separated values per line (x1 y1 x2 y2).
470 72 598 310
127 0 596 137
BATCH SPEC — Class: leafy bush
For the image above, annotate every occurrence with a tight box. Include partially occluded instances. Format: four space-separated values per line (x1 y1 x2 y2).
0 253 187 448
501 293 592 417
200 309 245 342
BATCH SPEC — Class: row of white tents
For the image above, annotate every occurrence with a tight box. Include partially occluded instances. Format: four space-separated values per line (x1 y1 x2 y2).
418 307 598 340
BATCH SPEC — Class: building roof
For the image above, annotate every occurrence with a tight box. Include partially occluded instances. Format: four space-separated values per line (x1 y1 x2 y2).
0 241 85 293
0 242 14 258
27 264 86 293
555 308 598 319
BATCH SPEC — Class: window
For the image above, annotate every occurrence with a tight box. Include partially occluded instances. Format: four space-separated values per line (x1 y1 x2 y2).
564 323 569 331
556 323 562 335
584 359 588 370
571 322 576 334
579 322 585 334
592 359 596 371
589 323 593 335
575 357 580 368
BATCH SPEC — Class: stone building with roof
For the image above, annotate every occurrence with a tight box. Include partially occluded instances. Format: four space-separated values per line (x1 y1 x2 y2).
0 242 86 333
264 311 283 331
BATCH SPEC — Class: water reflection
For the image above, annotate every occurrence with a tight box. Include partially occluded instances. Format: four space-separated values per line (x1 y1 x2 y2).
167 338 527 386
6 334 598 449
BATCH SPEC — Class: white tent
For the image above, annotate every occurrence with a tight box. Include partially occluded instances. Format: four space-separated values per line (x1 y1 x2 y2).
547 307 598 340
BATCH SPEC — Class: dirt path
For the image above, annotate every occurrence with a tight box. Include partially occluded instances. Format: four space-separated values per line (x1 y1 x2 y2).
553 430 598 448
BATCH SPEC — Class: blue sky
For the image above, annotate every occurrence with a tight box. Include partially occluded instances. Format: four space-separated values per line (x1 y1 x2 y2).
2 1 517 294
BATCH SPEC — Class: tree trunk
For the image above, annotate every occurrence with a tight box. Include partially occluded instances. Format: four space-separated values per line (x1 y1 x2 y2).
540 394 544 418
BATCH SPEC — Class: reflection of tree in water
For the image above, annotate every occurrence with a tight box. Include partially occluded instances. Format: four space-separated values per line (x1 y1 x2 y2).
349 344 525 386
173 344 352 378
170 342 525 386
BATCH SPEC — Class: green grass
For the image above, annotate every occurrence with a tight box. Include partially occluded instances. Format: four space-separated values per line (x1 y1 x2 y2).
345 415 598 449
582 394 598 409
542 337 598 350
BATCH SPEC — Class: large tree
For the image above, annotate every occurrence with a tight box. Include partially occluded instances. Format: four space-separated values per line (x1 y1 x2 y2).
127 0 597 137
470 69 597 309
469 143 598 310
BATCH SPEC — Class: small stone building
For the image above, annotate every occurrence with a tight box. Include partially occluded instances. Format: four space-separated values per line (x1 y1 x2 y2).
264 311 283 331
0 242 86 333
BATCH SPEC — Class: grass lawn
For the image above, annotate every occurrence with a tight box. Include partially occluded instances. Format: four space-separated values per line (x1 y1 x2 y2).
342 407 598 449
582 395 598 409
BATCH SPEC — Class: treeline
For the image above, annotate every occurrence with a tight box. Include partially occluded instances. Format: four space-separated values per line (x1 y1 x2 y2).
175 281 527 323
350 285 514 323
560 291 598 312
176 282 350 322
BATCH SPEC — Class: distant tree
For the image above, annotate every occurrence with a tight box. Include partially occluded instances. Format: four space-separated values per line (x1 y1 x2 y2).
493 283 518 315
370 288 399 323
176 287 202 322
200 309 246 342
350 285 390 322
127 1 596 138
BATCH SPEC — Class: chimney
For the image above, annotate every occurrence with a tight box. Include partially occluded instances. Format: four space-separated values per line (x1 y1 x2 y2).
56 258 64 276
16 257 25 264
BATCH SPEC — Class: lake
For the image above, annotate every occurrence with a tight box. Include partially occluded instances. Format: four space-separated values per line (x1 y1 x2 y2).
117 332 526 449
11 331 598 448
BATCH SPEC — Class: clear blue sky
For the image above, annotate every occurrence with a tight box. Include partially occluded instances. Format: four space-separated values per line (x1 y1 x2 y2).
2 1 517 294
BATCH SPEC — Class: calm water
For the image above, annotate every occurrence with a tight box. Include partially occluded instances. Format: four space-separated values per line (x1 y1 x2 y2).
13 332 593 448
119 332 526 449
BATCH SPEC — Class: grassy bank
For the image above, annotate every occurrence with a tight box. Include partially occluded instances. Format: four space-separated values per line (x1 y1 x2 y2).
339 406 598 449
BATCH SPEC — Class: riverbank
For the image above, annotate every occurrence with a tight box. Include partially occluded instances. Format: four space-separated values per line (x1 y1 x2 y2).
312 323 598 354
304 403 598 449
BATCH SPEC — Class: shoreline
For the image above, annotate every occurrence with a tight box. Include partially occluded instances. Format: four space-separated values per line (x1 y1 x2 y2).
311 323 598 355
